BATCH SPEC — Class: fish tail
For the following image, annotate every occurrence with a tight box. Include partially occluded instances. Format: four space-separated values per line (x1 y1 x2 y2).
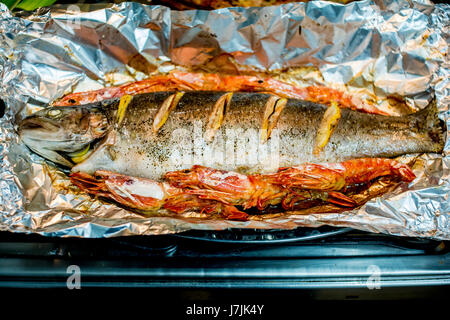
411 100 445 153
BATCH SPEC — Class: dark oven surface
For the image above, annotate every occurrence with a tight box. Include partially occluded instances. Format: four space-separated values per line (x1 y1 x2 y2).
0 227 449 298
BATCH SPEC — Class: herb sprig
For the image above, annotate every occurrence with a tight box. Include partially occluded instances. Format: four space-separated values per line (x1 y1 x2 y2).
1 0 58 11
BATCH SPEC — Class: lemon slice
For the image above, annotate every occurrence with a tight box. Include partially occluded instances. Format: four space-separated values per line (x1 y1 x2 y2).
67 144 91 163
314 101 341 156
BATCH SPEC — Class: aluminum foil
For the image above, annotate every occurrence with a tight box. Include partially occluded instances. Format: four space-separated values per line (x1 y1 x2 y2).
0 0 448 239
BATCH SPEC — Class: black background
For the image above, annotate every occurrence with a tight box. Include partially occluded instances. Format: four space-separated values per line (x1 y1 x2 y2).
3 287 449 318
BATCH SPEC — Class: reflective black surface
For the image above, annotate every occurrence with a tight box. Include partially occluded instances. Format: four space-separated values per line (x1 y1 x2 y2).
0 228 448 293
173 226 353 243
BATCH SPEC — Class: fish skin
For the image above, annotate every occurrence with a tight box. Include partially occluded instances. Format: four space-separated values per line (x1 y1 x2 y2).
20 91 444 180
55 71 384 114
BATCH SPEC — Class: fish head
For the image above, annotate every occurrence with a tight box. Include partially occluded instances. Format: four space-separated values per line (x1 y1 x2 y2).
18 106 109 167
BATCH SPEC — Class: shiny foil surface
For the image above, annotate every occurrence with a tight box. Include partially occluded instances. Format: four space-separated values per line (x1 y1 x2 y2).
0 0 448 239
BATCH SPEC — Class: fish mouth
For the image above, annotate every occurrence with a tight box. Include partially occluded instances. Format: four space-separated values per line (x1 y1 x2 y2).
19 117 70 145
19 117 60 134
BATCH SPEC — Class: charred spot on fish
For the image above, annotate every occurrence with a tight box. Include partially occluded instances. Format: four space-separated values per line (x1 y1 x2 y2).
68 99 76 104
329 141 337 151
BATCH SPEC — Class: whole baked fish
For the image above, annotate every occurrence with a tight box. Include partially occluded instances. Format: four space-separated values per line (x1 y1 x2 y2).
19 91 444 181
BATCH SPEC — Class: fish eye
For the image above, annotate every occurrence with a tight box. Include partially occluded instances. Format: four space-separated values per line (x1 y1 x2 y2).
47 109 62 118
